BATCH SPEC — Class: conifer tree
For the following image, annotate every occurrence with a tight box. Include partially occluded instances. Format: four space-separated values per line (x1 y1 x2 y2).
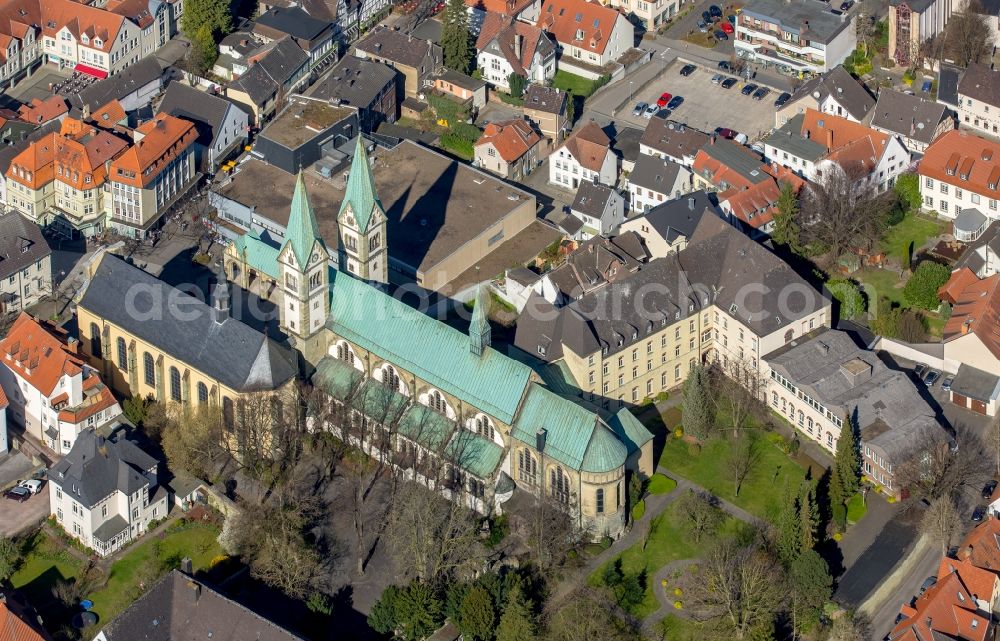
775 482 801 566
832 414 861 502
496 585 536 641
440 0 472 73
682 363 713 440
798 481 818 554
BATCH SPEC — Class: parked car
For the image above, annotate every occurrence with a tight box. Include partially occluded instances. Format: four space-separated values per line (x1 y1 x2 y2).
711 73 724 84
667 96 684 110
942 376 954 392
702 10 712 22
774 91 792 107
741 83 758 96
4 486 30 502
644 104 659 118
714 29 728 40
697 19 709 32
921 79 933 93
751 141 766 153
923 369 941 386
17 479 44 495
632 102 648 116
984 480 998 499
715 127 737 139
727 14 736 24
709 4 722 17
721 77 738 89
919 576 937 595
721 21 734 34
680 64 697 76
718 60 732 71
973 505 987 521
914 363 929 379
840 0 853 9
655 108 671 119
656 92 673 107
752 87 770 100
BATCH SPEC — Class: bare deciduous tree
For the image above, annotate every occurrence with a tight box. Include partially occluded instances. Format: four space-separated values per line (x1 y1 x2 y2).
162 404 225 482
543 587 637 641
921 494 961 552
714 358 766 440
987 413 1000 476
943 1 993 66
895 423 991 500
524 493 577 573
677 489 723 543
728 434 763 498
798 165 890 259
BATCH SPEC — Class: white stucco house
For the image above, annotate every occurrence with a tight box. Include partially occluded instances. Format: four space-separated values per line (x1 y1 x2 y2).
549 121 617 188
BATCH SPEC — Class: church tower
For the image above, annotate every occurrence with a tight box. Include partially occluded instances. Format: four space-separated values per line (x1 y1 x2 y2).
469 285 491 357
338 137 388 285
277 172 330 343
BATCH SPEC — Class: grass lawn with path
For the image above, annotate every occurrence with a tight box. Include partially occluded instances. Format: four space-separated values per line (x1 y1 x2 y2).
552 70 600 97
847 492 868 524
659 613 704 640
647 473 677 495
881 212 945 266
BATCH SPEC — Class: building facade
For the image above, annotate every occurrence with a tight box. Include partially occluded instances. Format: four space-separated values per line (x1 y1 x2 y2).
888 0 958 67
474 119 542 181
956 63 1000 138
549 121 617 188
0 213 52 312
735 0 856 76
919 130 1000 221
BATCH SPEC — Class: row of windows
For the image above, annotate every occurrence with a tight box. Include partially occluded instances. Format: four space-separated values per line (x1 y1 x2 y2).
105 327 209 404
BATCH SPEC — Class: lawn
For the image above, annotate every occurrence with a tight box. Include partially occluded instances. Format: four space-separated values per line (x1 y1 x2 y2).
880 212 945 267
658 431 807 522
11 530 86 606
855 267 907 307
847 493 868 524
659 613 704 641
590 501 749 618
552 70 599 97
647 473 677 495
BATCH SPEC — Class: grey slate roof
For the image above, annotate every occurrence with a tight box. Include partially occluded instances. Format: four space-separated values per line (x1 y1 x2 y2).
951 363 1000 402
764 113 827 160
71 57 163 111
870 89 949 145
787 65 875 121
571 181 617 219
157 82 235 149
523 85 566 115
307 55 399 109
0 213 51 280
97 569 305 641
254 6 332 41
635 189 720 243
50 430 156 509
628 153 684 193
955 208 988 235
766 328 941 458
93 515 130 542
355 26 440 69
232 38 309 104
958 63 1000 109
955 220 1000 274
938 63 962 107
699 139 770 185
77 254 297 392
742 0 853 44
640 118 708 161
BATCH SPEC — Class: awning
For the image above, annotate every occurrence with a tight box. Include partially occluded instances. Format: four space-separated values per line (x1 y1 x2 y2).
74 63 108 79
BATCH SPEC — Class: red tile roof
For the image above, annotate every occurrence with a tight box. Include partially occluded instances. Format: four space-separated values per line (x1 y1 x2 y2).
475 118 541 162
942 273 1000 360
465 0 534 15
36 0 128 53
940 267 981 305
919 130 1000 198
56 375 118 424
956 519 1000 574
559 120 610 172
6 120 129 191
0 381 7 409
891 571 990 641
938 556 1000 604
537 0 620 55
0 597 52 641
109 113 197 188
17 96 68 125
0 313 84 397
800 108 890 176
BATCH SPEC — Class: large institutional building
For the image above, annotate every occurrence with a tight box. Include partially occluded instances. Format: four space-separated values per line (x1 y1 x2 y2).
78 138 653 538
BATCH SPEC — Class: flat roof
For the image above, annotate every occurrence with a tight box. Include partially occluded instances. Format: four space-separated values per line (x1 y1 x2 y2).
742 0 851 44
219 140 536 276
260 98 355 149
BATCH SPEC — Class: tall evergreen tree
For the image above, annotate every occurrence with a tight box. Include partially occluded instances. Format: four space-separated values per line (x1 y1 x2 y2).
775 482 801 566
682 363 713 440
798 481 818 554
440 0 472 73
496 585 536 641
458 585 497 641
771 183 802 254
832 413 861 503
789 549 833 636
180 0 231 41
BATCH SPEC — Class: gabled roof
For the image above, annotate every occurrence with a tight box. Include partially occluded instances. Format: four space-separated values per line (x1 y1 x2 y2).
108 113 196 188
571 180 618 219
355 25 440 69
537 0 622 55
938 557 999 603
919 130 1000 195
157 82 237 148
0 592 52 641
284 171 325 267
957 519 1000 573
786 65 874 121
475 118 541 163
871 88 949 145
628 153 685 193
939 267 981 304
559 120 611 172
640 118 709 162
72 57 163 111
942 273 1000 361
693 139 769 190
958 63 1000 110
338 137 384 234
230 37 308 104
0 313 85 397
17 95 67 125
891 571 990 641
477 14 554 75
49 430 157 508
0 214 51 280
630 189 719 243
800 108 890 175
523 84 567 115
254 5 332 41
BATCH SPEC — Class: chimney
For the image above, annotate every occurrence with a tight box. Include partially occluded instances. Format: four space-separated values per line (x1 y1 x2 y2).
960 545 973 560
180 557 193 575
536 427 547 452
82 103 91 121
688 197 695 210
826 128 833 149
515 33 524 60
211 264 230 324
187 580 202 602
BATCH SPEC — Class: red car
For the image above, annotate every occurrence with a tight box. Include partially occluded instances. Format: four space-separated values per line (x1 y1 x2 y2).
656 92 673 108
721 21 734 34
715 127 737 139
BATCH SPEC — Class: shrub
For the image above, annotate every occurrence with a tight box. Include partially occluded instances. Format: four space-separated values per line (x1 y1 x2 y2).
673 587 682 596
632 500 646 521
887 496 897 504
648 474 677 495
687 442 701 456
904 261 951 310
832 503 847 533
788 438 800 455
655 391 670 402
832 532 843 542
673 601 683 609
673 426 684 439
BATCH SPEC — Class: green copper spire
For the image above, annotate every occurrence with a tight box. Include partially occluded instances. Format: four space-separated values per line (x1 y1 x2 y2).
339 137 384 233
284 171 324 267
469 285 491 357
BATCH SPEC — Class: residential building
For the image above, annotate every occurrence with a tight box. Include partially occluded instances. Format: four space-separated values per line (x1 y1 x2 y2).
918 130 1000 222
627 153 692 214
92 569 305 641
0 313 121 454
954 519 1000 571
719 165 804 236
225 37 310 124
764 109 909 191
764 328 942 494
157 82 249 173
17 96 67 126
953 221 1000 275
465 0 541 35
522 84 568 141
0 591 52 641
354 26 443 98
890 571 991 641
936 556 1000 616
870 88 954 154
107 113 199 239
69 56 163 114
0 385 7 454
0 213 51 312
549 120 617 188
4 118 129 238
221 157 652 537
957 63 1000 138
476 14 555 92
432 70 487 111
514 214 831 407
606 0 678 30
735 0 857 75
774 65 874 126
253 95 357 174
49 429 168 556
638 117 708 168
304 55 399 133
940 273 1000 415
332 0 393 43
536 0 634 68
619 189 720 257
569 180 624 237
253 6 336 68
213 31 260 81
889 0 960 67
474 118 543 180
971 0 1000 45
529 231 649 305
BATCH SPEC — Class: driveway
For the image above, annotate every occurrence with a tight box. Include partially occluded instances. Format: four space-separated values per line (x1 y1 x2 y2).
477 102 523 126
834 506 923 607
0 483 50 537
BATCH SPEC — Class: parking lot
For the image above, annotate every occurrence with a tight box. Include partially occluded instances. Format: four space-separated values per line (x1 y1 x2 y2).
615 59 784 142
0 483 50 537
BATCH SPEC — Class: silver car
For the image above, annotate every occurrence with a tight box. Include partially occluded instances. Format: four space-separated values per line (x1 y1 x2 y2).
644 104 658 119
711 73 723 84
632 102 648 117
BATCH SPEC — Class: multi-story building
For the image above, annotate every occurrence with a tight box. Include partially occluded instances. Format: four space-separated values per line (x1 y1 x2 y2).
0 213 51 312
225 37 310 125
764 328 942 495
735 0 856 76
4 118 129 237
0 313 121 454
619 189 720 258
536 0 634 68
476 14 555 92
157 82 249 173
608 0 679 30
888 0 959 67
253 6 336 68
569 180 624 237
639 117 709 168
627 153 692 214
522 84 567 142
870 88 954 154
354 26 442 99
48 429 169 556
107 113 199 238
515 213 831 409
774 65 874 127
304 55 399 133
474 118 543 181
956 63 1000 138
549 120 617 188
918 130 1000 222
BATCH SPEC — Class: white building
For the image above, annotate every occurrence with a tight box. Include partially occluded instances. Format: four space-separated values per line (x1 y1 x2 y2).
537 0 634 68
49 429 168 556
735 0 856 76
0 314 122 454
476 16 556 92
0 214 52 314
918 130 1000 223
0 386 8 454
957 63 1000 139
549 121 617 188
627 153 693 214
570 180 624 237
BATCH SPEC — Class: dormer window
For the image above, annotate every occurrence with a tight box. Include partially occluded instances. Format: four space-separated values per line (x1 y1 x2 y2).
991 181 998 190
961 172 969 180
947 167 956 176
575 29 584 39
94 38 102 47
81 34 88 44
631 330 637 340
